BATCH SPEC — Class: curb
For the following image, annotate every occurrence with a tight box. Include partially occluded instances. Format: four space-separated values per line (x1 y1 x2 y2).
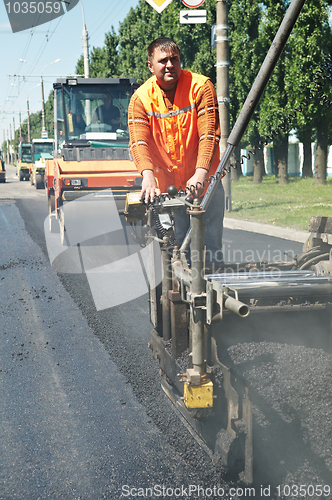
224 217 309 244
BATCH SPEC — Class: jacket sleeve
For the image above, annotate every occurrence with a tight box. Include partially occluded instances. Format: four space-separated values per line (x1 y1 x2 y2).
196 79 221 172
128 93 155 174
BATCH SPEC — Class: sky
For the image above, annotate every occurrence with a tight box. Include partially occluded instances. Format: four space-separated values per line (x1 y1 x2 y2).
0 0 139 143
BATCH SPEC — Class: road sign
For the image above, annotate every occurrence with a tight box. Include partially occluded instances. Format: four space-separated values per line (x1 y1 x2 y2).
146 0 173 13
182 0 205 8
180 10 207 23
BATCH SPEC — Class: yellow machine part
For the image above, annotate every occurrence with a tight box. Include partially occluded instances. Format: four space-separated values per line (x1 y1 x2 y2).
184 379 213 409
124 191 144 222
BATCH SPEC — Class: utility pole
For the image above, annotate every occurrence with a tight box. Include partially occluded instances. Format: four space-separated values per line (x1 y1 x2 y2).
80 0 90 77
6 130 10 164
27 96 31 143
41 75 47 138
216 0 231 212
19 111 22 139
17 59 60 139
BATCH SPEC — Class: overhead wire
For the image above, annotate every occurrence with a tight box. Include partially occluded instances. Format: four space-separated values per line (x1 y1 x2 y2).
89 0 134 42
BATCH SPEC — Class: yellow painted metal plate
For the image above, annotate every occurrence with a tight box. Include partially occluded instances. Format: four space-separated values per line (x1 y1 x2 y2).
184 379 213 408
145 0 172 13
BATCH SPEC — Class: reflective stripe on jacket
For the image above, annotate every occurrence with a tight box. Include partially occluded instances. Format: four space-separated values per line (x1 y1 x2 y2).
135 70 218 192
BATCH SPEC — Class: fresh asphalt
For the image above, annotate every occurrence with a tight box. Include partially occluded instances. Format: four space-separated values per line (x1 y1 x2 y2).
1 164 331 499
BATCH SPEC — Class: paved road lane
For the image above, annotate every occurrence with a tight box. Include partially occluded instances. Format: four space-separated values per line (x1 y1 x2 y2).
0 198 231 499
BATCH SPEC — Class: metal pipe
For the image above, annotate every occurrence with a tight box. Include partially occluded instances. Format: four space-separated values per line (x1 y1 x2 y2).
172 260 192 287
220 282 332 299
216 0 231 212
209 270 317 283
190 202 205 374
224 295 250 317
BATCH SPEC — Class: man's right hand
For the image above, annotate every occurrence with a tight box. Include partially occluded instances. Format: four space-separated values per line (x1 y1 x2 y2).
140 170 161 203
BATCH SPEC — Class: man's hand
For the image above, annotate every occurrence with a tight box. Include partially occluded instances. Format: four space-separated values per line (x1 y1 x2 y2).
140 169 161 203
186 168 208 199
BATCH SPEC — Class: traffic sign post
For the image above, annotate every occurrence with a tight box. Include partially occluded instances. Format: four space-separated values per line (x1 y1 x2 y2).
145 0 173 13
180 9 207 23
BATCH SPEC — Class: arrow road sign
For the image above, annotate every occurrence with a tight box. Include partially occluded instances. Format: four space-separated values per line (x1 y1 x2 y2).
180 9 207 23
146 0 173 13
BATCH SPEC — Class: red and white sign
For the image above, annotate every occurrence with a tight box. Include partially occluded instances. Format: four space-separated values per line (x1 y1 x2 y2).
182 0 205 8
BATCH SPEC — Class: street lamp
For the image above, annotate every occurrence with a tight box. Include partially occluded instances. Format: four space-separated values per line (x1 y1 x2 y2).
20 58 60 138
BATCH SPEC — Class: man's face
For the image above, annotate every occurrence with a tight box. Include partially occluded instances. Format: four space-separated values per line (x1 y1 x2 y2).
148 48 181 90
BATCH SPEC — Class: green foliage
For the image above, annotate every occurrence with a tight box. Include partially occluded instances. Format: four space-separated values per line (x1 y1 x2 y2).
257 0 332 144
228 0 264 147
284 0 332 142
117 0 217 84
257 0 289 140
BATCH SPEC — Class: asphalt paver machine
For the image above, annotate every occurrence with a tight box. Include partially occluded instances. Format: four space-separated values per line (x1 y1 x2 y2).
125 0 332 484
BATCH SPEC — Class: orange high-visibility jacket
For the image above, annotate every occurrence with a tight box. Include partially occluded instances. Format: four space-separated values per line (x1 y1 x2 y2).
135 70 220 192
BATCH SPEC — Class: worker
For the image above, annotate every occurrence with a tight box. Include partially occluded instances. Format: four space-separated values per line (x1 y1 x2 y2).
128 37 224 270
92 94 120 130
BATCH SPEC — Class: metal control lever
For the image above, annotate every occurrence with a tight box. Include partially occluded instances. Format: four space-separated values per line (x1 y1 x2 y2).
166 185 194 209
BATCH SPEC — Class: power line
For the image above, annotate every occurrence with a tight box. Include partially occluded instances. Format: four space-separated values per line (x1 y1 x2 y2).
89 0 134 42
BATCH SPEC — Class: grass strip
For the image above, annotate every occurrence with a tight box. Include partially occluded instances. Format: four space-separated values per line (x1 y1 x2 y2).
225 176 332 231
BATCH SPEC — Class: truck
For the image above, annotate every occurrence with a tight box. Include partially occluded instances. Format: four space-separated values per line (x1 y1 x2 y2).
30 138 54 189
46 77 141 241
17 143 32 181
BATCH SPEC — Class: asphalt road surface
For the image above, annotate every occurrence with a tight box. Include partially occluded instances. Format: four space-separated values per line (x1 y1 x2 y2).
1 164 332 500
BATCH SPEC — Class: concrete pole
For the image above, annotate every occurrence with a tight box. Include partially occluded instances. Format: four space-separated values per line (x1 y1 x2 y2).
41 75 47 137
216 0 231 212
80 0 90 78
27 96 31 143
6 130 10 164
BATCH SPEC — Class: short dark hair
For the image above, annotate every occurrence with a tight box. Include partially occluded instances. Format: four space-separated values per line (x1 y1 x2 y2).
147 37 180 63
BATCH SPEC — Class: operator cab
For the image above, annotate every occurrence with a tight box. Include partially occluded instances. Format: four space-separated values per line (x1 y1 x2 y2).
31 139 54 163
19 143 32 163
53 78 138 161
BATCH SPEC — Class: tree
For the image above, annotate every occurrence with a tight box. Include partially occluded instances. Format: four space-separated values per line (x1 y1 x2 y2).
257 0 290 185
117 0 217 84
228 0 265 183
258 0 332 184
285 0 332 181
